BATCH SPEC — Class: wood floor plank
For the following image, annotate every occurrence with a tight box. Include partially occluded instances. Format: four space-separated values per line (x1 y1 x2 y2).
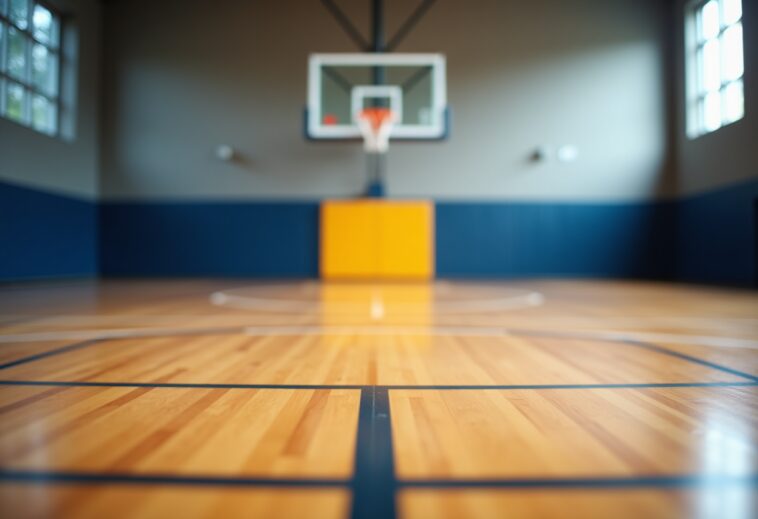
0 484 349 519
0 387 360 477
398 487 757 519
390 387 758 478
0 333 742 385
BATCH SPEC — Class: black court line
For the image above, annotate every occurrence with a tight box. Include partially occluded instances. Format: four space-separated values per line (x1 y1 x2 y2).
0 380 756 391
0 340 102 371
623 340 758 382
398 474 758 489
0 469 349 488
351 388 397 519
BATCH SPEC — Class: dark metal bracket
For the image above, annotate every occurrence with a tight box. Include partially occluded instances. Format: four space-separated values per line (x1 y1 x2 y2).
320 0 371 51
320 0 437 54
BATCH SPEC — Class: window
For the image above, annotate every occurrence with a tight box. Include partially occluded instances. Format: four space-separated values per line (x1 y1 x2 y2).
686 0 744 138
0 0 61 136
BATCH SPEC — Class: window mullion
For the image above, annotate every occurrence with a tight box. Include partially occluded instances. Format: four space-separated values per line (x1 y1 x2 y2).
24 32 31 123
0 75 5 117
53 7 61 135
1 15 6 75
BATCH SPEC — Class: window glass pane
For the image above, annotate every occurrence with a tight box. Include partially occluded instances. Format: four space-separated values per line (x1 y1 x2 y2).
722 0 742 25
0 22 5 72
0 0 7 16
5 81 25 122
7 26 28 81
31 92 55 134
700 1 720 40
721 23 743 82
32 4 58 47
723 79 744 124
32 43 56 95
9 0 28 30
703 91 721 131
702 39 720 92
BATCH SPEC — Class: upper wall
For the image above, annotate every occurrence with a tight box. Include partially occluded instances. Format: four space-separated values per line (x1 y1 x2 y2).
0 0 101 200
101 0 674 202
674 0 757 196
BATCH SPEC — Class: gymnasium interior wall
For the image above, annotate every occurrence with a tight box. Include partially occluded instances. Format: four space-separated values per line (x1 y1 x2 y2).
97 0 678 279
1 0 755 284
673 0 758 286
0 0 101 279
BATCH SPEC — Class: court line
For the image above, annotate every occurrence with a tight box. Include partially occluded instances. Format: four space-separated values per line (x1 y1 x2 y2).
398 474 758 489
1 469 754 490
1 326 755 386
502 329 758 383
0 340 103 371
531 329 758 350
0 380 755 391
0 326 244 343
209 287 544 314
3 314 755 323
622 340 758 383
351 388 396 519
2 324 757 351
0 470 349 488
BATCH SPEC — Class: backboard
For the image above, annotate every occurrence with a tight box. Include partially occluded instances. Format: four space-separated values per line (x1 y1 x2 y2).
306 53 448 140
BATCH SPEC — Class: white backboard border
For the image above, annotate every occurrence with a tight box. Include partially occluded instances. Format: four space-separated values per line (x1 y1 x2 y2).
306 53 448 141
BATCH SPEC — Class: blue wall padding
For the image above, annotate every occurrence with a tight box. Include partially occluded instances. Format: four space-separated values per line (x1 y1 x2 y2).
0 181 97 280
435 201 677 279
99 201 320 277
677 178 758 286
2 178 755 286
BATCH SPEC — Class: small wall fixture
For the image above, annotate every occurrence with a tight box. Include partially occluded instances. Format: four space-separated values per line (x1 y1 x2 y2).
215 145 235 161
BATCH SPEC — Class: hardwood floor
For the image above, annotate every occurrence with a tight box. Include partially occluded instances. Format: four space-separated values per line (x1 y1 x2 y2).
390 387 757 478
0 279 756 518
398 488 758 519
0 485 350 519
0 387 360 477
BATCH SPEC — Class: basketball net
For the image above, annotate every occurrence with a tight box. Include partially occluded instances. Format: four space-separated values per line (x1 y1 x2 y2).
356 107 396 153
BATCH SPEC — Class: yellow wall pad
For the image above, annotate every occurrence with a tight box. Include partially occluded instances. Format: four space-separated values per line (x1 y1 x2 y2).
320 200 434 280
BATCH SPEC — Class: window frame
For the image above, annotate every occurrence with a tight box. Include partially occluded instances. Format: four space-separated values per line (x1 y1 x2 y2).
0 0 63 136
685 0 745 139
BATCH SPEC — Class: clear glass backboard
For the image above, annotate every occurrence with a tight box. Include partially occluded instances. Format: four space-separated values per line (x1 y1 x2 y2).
306 53 448 140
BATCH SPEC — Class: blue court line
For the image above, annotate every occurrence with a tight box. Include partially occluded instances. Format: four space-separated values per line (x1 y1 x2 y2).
0 380 755 391
1 469 755 490
0 469 349 487
0 328 243 372
507 328 758 383
622 340 758 383
0 340 102 371
351 388 397 519
1 327 754 388
398 474 758 489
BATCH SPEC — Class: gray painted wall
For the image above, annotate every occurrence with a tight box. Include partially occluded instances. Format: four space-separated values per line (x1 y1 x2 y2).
0 0 101 200
674 0 757 196
100 0 674 202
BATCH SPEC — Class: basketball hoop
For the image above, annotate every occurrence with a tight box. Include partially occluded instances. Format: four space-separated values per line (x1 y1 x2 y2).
356 107 396 154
